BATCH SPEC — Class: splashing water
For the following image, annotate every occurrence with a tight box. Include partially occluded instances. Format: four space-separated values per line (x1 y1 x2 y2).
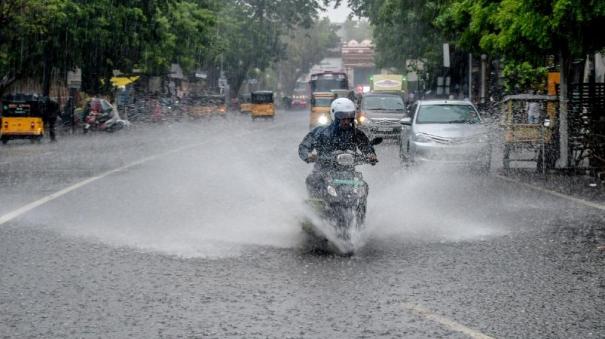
21 119 508 258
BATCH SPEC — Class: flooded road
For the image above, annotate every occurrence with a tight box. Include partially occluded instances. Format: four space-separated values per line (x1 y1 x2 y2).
1 110 603 338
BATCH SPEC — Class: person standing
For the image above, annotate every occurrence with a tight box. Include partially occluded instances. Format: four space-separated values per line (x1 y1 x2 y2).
42 97 59 142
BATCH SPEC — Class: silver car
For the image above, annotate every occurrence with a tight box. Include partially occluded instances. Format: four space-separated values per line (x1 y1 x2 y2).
398 100 491 171
357 93 406 140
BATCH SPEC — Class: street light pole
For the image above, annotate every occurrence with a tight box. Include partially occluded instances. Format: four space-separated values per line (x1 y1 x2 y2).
481 54 487 104
468 53 473 102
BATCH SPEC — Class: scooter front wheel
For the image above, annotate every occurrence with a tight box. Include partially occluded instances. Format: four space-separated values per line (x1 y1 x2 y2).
334 207 356 240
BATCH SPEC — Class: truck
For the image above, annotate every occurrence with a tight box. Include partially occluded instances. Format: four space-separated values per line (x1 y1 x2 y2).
369 74 407 94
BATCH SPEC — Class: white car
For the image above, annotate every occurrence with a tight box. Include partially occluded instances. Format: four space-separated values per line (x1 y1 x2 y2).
398 100 491 172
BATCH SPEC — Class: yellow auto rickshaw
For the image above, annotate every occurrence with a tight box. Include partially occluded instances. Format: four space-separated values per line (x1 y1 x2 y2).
500 94 559 170
187 94 226 119
1 95 44 144
250 91 275 120
239 93 252 114
309 92 335 129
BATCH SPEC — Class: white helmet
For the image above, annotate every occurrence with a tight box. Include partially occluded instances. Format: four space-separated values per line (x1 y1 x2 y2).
330 97 356 121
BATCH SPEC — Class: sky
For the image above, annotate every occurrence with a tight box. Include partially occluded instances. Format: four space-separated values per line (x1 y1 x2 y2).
322 2 352 23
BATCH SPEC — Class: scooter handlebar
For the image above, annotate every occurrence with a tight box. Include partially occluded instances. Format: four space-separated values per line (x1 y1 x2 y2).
314 152 377 166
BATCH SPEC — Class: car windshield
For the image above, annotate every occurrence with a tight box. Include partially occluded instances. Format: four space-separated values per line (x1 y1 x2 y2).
313 98 332 107
363 96 405 111
416 104 480 124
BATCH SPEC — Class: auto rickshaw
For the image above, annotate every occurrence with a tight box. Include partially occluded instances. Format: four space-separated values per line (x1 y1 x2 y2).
239 93 252 114
187 94 226 119
250 91 275 120
500 94 559 170
0 95 44 144
309 92 335 129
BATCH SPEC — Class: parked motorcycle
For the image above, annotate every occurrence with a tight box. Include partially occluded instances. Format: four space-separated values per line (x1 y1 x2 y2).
302 139 382 255
83 101 130 133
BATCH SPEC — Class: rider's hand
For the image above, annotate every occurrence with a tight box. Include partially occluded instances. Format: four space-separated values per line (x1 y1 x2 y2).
307 153 318 163
367 154 378 165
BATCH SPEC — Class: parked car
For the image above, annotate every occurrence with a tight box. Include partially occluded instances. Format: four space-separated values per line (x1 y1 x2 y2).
398 100 491 172
356 92 406 140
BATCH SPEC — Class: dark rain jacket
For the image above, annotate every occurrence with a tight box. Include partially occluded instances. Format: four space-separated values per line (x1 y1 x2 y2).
298 121 376 168
42 98 60 121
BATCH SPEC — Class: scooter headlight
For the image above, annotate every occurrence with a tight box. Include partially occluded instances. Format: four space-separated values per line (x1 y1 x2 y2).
318 115 329 125
327 185 338 197
353 185 366 196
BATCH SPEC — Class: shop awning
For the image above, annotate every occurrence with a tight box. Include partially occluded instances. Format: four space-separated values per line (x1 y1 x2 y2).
111 76 140 88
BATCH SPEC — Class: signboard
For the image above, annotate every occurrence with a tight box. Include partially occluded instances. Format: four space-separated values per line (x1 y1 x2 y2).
218 76 228 88
443 43 451 68
67 68 82 89
371 74 403 92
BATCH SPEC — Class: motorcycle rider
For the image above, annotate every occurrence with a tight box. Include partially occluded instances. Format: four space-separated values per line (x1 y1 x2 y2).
298 98 378 197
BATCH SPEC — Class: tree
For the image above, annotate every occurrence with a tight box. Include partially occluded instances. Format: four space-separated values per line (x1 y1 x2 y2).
346 0 450 72
276 18 340 95
216 0 330 97
0 0 74 95
438 0 605 166
0 0 219 96
341 18 372 42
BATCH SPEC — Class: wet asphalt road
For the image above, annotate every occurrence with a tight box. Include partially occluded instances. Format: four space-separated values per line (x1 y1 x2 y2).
1 110 604 338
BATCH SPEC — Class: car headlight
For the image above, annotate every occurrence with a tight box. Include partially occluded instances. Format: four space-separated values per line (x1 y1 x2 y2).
414 133 432 143
357 116 367 124
318 115 329 125
327 185 338 197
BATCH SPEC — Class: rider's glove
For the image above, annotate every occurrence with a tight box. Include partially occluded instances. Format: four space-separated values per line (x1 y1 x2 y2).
306 153 318 163
367 154 378 166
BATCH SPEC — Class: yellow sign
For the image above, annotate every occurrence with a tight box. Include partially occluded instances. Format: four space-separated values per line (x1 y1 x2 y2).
111 76 140 88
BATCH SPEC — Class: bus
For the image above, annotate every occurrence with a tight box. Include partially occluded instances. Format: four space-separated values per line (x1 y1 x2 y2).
309 71 349 93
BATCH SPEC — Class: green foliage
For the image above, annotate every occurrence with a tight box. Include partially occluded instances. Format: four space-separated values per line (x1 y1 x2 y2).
341 18 372 42
435 0 605 94
0 0 217 94
344 0 604 96
347 0 451 71
217 0 329 96
0 0 346 96
277 18 340 94
0 0 73 87
437 0 605 65
501 61 548 94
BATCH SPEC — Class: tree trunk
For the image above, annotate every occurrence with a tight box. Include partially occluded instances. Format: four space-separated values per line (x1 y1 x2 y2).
231 71 247 99
558 47 571 168
0 75 17 97
42 42 52 97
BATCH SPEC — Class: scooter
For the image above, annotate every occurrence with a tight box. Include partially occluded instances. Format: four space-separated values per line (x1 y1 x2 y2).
83 107 130 133
302 139 382 255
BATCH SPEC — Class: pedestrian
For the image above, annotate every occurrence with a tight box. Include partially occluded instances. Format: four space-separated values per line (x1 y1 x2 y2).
63 97 75 131
42 97 60 142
